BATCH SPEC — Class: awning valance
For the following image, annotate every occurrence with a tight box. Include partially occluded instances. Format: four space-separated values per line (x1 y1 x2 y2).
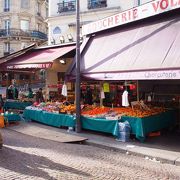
4 45 75 69
78 15 180 80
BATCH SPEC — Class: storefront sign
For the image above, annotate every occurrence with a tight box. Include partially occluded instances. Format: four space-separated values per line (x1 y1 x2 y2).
48 84 62 88
82 0 180 35
7 63 52 69
84 69 180 80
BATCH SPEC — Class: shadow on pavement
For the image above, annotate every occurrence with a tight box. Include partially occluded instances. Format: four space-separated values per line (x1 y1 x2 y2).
0 146 91 179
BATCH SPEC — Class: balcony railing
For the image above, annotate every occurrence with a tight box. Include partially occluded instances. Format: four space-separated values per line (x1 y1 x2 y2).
88 0 107 9
0 29 47 40
57 1 76 13
4 52 10 56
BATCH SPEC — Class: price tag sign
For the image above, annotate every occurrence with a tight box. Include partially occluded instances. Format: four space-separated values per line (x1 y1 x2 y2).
103 83 110 92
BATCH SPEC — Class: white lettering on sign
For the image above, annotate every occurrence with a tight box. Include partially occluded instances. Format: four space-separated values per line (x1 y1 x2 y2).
7 63 52 69
82 0 180 35
84 70 180 80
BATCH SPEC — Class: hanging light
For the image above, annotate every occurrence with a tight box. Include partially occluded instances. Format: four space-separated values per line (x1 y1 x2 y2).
59 59 66 64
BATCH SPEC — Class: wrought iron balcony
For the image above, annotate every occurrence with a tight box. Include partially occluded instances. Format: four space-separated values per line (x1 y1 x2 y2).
88 0 107 9
0 29 47 40
4 52 10 56
57 1 76 13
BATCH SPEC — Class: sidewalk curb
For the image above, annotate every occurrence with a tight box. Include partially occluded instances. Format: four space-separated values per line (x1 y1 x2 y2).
85 141 180 166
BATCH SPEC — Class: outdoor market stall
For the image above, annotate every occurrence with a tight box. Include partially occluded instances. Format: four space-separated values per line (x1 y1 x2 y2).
3 100 33 111
23 102 76 128
22 101 177 141
23 108 75 128
66 6 180 141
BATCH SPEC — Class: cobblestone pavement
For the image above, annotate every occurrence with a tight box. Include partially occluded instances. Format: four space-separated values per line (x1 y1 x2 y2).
0 129 180 180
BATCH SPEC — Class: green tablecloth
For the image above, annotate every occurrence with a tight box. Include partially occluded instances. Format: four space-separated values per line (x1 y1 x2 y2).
23 109 176 141
4 101 32 110
23 109 75 128
81 116 119 136
4 114 21 122
121 110 176 142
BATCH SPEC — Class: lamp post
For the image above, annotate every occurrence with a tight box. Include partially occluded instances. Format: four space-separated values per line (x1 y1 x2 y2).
75 0 81 132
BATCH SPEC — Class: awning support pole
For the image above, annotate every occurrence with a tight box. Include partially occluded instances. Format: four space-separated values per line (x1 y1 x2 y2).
75 0 81 133
100 82 103 107
137 80 139 101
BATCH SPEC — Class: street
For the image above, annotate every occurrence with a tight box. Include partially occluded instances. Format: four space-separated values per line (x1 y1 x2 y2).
0 129 180 180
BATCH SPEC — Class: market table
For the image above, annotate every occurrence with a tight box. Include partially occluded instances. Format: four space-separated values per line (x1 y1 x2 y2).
23 109 75 128
121 110 176 142
4 113 21 122
4 101 32 111
81 116 119 136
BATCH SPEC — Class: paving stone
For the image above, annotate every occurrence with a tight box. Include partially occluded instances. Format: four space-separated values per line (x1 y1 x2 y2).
175 158 180 166
0 129 180 180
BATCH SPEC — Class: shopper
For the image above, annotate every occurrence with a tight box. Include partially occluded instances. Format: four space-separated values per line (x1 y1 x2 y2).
6 85 13 99
0 94 4 113
35 88 44 103
28 88 34 99
84 86 93 105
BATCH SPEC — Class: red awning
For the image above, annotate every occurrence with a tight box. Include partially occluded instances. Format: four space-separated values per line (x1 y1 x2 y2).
77 15 180 80
5 45 75 69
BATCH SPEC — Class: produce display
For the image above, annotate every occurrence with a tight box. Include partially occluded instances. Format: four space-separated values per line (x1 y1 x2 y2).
81 106 166 118
27 101 166 118
28 101 76 114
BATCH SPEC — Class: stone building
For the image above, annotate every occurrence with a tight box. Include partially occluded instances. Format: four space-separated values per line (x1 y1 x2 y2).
0 0 48 57
47 0 153 45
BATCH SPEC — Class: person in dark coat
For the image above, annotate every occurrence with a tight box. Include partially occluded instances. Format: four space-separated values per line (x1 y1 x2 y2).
0 94 4 113
35 88 44 103
6 85 13 99
28 88 34 99
84 86 93 105
13 86 19 99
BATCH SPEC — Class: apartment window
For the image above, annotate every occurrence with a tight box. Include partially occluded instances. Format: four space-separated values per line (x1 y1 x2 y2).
4 20 10 35
57 0 76 13
21 20 29 31
21 0 30 9
4 0 10 12
37 23 41 31
4 42 10 54
21 43 27 49
88 0 107 9
53 27 61 34
37 2 41 15
134 0 141 7
46 7 48 17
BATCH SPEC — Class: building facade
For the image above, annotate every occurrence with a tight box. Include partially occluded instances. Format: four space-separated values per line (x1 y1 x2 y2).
48 0 154 45
0 0 48 57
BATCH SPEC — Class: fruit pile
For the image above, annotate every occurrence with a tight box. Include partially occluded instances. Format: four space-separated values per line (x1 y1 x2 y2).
81 106 165 118
59 104 76 114
82 106 110 116
113 107 165 118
